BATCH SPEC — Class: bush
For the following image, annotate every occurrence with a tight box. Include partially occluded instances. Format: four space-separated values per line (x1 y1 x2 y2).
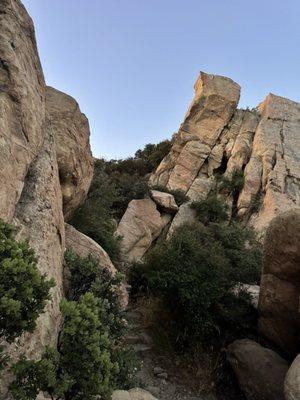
191 194 228 225
71 139 172 254
0 219 54 342
217 170 244 195
134 140 172 172
65 251 126 340
10 253 137 400
132 197 261 344
70 160 121 261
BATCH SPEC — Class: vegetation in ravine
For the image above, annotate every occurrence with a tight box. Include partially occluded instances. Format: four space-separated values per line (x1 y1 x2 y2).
0 219 54 371
10 252 137 400
131 174 261 346
71 140 172 261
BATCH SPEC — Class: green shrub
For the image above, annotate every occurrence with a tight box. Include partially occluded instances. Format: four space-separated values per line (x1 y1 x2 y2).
134 140 172 172
191 194 228 225
65 251 126 340
70 161 121 261
217 170 244 195
10 253 137 400
0 219 54 342
132 217 261 344
151 185 189 207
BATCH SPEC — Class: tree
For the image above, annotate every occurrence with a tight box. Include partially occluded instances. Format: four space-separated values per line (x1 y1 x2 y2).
10 253 136 400
0 219 54 369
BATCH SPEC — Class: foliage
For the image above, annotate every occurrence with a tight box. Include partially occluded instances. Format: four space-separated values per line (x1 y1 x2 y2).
71 139 172 258
150 185 189 207
70 160 121 261
10 253 137 400
190 194 228 225
64 251 126 340
0 219 54 342
134 140 172 172
132 193 261 344
216 170 244 196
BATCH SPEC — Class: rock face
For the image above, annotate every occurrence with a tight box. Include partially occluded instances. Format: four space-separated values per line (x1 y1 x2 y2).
150 72 300 234
65 223 128 309
0 0 46 222
0 1 94 396
285 354 300 400
227 339 289 400
258 209 300 355
116 198 169 262
46 86 94 220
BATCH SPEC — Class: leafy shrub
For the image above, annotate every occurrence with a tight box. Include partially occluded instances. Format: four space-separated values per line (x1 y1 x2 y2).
217 170 244 195
134 140 172 172
70 160 121 261
10 253 136 400
132 196 261 344
71 139 172 255
151 185 189 207
0 219 54 342
191 194 228 225
65 251 126 340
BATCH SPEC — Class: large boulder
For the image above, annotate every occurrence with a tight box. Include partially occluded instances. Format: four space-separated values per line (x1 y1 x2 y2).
0 0 46 221
285 354 300 400
46 86 94 220
150 190 178 214
65 223 128 309
227 339 289 400
258 209 300 355
116 198 168 262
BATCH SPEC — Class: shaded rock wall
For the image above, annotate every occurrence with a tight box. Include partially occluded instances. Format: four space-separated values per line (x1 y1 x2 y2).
258 209 300 356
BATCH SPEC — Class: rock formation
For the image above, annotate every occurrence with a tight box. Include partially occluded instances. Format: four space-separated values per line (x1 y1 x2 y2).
149 72 300 235
0 0 46 222
258 209 300 355
116 198 172 262
46 87 94 220
118 72 300 263
227 339 289 400
0 0 94 396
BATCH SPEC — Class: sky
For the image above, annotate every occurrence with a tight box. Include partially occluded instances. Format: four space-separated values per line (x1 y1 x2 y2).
22 0 300 160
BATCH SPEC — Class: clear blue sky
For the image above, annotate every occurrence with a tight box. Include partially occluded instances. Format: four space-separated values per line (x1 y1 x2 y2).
22 0 300 160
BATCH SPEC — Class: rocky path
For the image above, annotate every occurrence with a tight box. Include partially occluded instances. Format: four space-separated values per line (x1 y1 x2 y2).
125 308 217 400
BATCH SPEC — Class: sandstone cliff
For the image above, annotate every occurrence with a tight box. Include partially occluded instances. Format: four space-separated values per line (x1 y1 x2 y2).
150 72 300 234
117 72 300 265
0 0 94 396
